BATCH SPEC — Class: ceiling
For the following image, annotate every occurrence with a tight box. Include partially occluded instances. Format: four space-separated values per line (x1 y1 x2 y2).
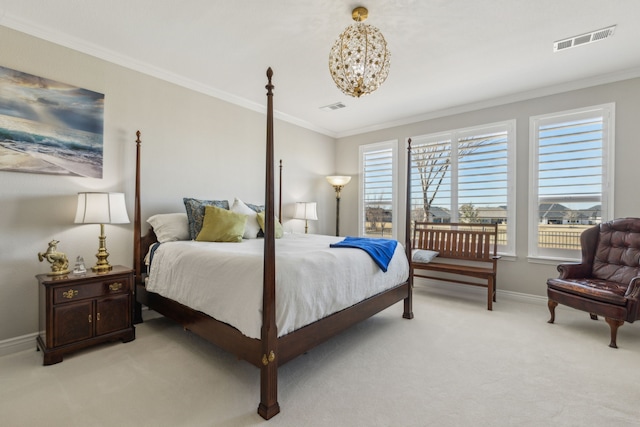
2 1 640 138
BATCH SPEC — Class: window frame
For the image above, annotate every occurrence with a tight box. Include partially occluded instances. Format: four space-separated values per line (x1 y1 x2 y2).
528 103 615 262
408 120 516 256
358 140 398 239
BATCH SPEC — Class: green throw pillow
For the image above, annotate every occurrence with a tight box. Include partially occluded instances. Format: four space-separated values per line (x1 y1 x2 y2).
196 205 247 243
256 211 284 239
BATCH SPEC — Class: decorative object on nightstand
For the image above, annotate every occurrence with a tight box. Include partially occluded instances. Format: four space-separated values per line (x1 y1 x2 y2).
36 265 135 365
37 239 70 275
326 175 351 236
293 202 318 234
74 192 130 273
73 256 87 275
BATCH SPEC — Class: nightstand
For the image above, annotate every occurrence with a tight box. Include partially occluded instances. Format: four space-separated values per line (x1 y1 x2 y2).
36 265 135 365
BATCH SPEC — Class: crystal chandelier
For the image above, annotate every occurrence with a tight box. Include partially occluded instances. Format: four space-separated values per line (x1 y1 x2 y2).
329 7 391 98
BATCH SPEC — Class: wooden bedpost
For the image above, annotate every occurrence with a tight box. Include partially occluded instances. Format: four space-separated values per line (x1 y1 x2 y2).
133 130 143 324
279 159 283 224
258 67 280 420
403 138 414 319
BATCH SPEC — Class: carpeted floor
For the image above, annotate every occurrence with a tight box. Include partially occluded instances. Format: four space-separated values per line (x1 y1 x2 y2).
1 285 639 427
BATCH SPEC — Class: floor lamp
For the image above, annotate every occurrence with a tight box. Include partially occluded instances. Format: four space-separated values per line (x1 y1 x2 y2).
326 175 351 236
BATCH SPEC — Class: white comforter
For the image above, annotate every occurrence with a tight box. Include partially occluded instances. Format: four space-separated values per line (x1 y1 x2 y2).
146 233 409 339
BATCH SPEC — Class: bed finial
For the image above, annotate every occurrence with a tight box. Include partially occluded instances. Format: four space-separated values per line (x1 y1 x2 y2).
266 68 274 94
136 130 141 144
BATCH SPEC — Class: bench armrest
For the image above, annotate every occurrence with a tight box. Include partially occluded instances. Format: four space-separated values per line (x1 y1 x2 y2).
557 262 592 280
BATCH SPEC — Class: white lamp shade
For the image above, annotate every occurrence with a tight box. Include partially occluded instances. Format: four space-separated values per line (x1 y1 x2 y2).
74 192 130 224
326 175 351 187
293 202 318 221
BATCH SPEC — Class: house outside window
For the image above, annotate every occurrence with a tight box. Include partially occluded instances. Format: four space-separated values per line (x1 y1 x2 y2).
409 121 516 255
359 140 398 239
528 103 615 260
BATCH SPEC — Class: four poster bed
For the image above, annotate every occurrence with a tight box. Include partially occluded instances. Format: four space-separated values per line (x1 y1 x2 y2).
133 68 414 420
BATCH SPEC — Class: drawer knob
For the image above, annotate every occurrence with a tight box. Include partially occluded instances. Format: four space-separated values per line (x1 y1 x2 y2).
62 289 79 299
109 282 123 291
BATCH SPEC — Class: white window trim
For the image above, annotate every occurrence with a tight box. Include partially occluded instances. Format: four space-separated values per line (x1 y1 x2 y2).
527 103 615 262
358 140 398 239
409 120 516 256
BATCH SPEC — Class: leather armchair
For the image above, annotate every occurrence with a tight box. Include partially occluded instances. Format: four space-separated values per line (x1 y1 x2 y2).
547 218 640 348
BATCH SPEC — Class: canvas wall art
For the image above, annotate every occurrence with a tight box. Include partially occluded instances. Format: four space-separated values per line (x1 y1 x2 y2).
0 65 104 178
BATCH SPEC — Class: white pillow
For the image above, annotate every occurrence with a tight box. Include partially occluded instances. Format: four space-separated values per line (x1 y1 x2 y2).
147 213 190 242
412 249 439 263
230 198 261 239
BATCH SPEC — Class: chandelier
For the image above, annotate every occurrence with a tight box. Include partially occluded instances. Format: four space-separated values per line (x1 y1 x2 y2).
329 7 391 98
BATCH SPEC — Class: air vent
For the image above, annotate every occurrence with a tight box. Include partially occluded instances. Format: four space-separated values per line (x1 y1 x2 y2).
554 25 616 52
320 102 346 111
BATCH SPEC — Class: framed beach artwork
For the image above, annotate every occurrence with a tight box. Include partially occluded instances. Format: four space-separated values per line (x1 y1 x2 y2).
0 65 104 178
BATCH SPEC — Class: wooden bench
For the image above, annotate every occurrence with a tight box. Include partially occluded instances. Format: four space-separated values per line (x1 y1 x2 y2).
411 222 500 310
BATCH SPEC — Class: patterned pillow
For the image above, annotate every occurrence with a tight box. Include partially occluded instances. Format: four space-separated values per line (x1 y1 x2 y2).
183 197 230 240
245 202 264 213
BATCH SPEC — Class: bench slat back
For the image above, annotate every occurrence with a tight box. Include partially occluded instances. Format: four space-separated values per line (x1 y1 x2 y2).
413 222 498 262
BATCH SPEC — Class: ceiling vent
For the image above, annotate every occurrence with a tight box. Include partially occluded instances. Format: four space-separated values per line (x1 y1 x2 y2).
320 102 346 112
554 25 616 52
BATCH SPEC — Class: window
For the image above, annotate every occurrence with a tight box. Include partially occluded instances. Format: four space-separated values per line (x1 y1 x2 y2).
528 104 614 260
359 140 398 239
409 121 516 255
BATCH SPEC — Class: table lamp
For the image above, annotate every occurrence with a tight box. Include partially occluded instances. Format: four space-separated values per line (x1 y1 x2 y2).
74 192 129 273
293 202 318 234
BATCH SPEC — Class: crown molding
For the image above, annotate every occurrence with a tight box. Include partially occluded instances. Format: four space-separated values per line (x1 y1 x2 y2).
3 15 637 141
0 16 337 138
336 67 640 138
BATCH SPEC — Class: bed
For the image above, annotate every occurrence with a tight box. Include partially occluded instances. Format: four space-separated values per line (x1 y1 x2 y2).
133 68 414 420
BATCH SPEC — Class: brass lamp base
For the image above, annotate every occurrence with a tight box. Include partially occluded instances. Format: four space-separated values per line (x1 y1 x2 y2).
91 263 113 274
92 223 113 274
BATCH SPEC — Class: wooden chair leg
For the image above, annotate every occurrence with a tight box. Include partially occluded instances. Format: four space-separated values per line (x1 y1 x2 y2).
487 278 494 311
605 318 624 349
547 299 558 323
493 275 497 302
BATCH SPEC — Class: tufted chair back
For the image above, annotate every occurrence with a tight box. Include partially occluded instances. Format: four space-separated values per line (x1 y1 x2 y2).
592 218 640 285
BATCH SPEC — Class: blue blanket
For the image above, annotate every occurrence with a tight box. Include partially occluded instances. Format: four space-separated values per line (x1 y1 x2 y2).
330 236 398 272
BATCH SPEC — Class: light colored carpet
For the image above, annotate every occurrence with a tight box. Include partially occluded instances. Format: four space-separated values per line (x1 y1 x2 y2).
1 285 639 427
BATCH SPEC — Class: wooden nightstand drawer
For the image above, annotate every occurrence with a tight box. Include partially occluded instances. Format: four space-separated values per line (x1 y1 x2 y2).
53 281 103 304
52 277 130 304
104 278 130 294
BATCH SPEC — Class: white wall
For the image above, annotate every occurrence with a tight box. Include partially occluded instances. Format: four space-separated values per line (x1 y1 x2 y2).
336 77 640 297
0 26 336 345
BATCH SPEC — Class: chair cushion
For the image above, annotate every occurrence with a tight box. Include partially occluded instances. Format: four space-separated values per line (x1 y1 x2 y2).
547 278 628 306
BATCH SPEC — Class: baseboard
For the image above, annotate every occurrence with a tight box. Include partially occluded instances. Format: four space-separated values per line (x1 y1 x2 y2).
414 277 548 305
0 332 38 358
